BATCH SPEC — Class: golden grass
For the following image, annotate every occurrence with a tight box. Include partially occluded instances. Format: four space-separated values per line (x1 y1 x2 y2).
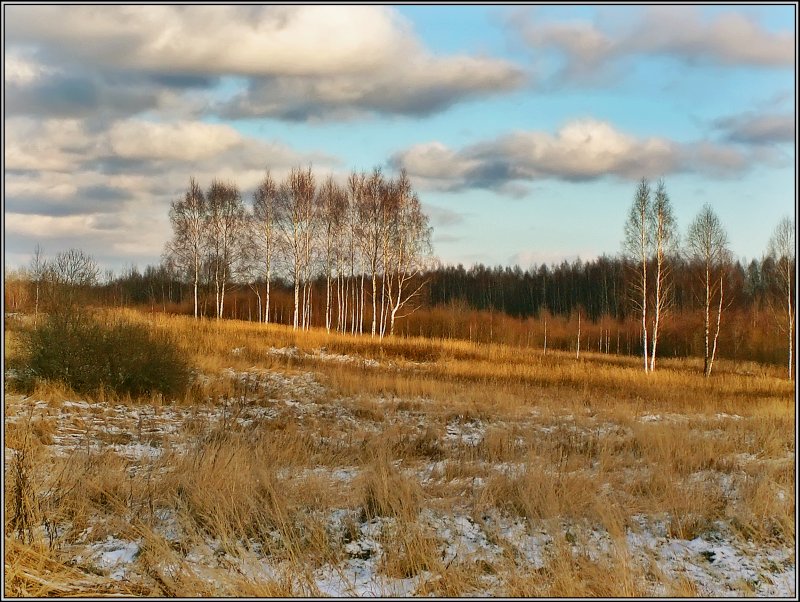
3 307 795 596
4 537 151 597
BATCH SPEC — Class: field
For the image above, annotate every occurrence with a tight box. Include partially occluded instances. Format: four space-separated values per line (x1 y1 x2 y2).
4 309 796 597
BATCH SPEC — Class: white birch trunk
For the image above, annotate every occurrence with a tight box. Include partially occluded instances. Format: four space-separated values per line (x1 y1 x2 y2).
650 260 662 372
708 273 723 377
704 265 710 376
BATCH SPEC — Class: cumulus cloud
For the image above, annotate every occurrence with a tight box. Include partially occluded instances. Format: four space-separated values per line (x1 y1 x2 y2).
221 54 522 120
4 210 171 265
3 115 339 266
106 120 241 162
516 6 793 84
713 112 795 144
4 52 188 121
5 6 409 77
392 119 752 193
6 5 524 120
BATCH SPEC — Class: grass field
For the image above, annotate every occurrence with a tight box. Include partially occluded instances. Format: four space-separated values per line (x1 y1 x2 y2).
4 309 795 596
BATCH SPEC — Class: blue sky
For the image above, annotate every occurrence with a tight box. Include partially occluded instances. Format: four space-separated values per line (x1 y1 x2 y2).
4 5 796 272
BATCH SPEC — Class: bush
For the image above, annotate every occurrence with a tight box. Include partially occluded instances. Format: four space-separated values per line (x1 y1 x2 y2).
22 310 189 398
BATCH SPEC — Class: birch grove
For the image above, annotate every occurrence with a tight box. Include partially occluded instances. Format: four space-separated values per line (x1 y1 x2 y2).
165 166 432 335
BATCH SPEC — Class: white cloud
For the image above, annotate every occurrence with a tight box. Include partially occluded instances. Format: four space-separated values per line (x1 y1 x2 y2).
6 6 407 77
626 7 793 67
6 6 524 120
5 118 96 172
517 6 793 85
393 119 752 192
4 113 339 267
5 213 98 239
106 120 242 162
4 52 57 85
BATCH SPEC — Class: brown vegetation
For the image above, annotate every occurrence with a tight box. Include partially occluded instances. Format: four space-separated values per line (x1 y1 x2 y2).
3 308 795 596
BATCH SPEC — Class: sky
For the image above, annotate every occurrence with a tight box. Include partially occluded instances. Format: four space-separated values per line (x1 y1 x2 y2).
3 4 796 274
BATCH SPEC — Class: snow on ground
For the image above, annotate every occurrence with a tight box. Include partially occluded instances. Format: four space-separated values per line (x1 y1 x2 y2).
4 364 795 597
639 412 747 424
314 561 419 597
445 418 485 446
266 346 380 368
125 508 796 597
626 515 795 597
75 536 141 581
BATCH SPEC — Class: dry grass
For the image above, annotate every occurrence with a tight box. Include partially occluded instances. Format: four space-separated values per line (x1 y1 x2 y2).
4 537 151 597
3 308 795 596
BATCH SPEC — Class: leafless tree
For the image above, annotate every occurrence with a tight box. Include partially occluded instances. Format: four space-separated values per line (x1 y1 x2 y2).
356 168 392 338
29 244 46 324
766 216 795 380
346 171 367 335
334 179 354 333
166 178 207 319
241 211 265 323
50 248 99 287
206 180 246 319
252 171 280 323
648 179 678 371
47 248 99 310
383 173 432 337
686 204 730 377
317 176 347 333
276 167 316 330
623 178 652 372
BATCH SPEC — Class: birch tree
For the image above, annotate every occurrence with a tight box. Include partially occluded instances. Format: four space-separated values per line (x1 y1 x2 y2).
384 173 432 337
686 204 730 377
346 171 366 334
356 168 388 338
334 181 355 333
767 216 795 380
241 210 265 322
648 179 678 371
623 178 651 372
277 167 315 330
318 176 347 333
29 244 46 324
166 178 206 319
252 171 280 323
206 180 246 319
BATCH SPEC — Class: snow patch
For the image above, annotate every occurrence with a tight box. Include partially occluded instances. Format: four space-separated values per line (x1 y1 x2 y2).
85 537 140 580
445 419 485 447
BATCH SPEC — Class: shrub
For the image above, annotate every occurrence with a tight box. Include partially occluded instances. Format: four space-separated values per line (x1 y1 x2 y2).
22 309 189 398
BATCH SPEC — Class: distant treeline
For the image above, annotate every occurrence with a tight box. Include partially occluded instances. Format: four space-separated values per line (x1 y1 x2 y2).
425 255 781 322
4 252 791 366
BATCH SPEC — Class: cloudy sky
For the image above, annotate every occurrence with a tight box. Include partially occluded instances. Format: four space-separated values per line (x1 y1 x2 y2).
4 5 796 273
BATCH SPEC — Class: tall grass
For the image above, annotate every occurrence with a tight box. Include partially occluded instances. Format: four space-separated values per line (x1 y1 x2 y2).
3 307 794 596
